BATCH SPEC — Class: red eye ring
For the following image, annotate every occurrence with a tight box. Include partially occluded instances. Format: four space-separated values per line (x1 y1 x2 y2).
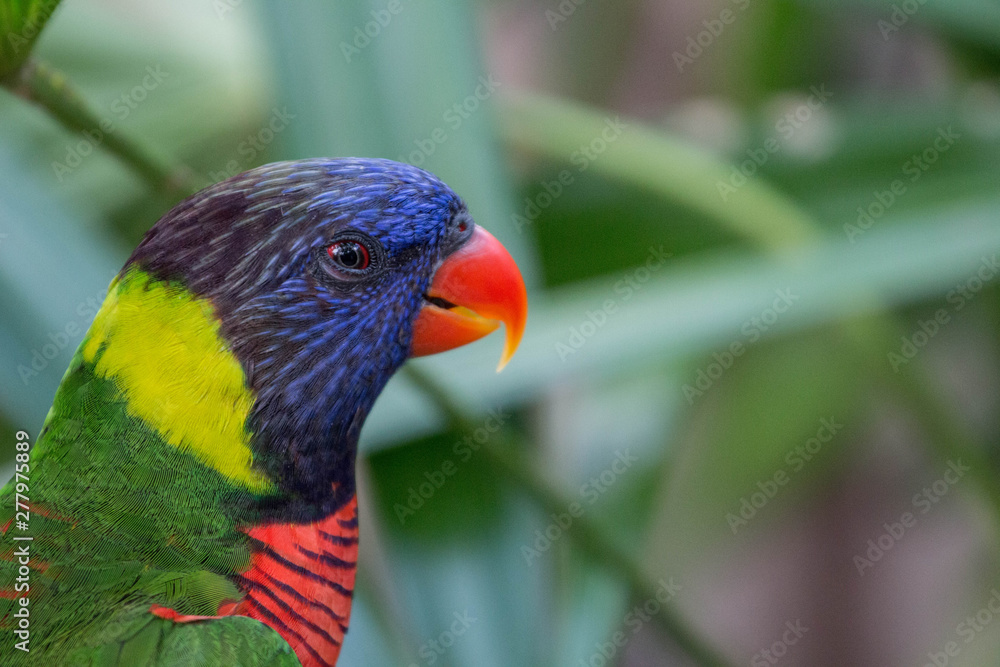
327 240 370 271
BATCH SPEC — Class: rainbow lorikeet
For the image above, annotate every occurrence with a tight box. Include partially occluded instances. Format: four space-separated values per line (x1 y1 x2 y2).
0 158 527 666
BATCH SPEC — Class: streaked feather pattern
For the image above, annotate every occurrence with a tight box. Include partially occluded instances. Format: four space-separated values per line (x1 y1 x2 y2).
0 158 474 666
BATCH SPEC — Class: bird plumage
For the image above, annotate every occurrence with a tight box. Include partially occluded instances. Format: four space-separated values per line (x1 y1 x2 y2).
0 158 524 666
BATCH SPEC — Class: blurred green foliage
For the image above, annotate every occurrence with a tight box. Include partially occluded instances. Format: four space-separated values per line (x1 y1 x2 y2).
0 0 61 79
4 0 1000 665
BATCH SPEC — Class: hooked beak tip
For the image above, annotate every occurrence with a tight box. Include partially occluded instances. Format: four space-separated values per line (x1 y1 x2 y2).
410 226 527 369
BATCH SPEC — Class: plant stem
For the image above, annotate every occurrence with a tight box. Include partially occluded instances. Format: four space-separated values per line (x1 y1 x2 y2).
4 59 201 196
404 366 736 667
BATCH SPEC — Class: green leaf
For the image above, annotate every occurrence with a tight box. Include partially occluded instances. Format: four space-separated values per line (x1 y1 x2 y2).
0 0 63 80
499 93 820 252
646 332 866 565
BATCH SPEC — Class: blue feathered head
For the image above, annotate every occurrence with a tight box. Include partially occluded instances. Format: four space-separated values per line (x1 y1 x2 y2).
127 158 526 512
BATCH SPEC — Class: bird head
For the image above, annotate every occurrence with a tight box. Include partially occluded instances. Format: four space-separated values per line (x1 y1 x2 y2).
124 158 527 510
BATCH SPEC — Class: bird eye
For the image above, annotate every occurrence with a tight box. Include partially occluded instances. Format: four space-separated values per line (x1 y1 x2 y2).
327 240 370 271
312 232 383 287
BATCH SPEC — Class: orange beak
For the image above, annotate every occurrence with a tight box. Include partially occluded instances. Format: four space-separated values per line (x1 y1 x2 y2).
410 226 527 371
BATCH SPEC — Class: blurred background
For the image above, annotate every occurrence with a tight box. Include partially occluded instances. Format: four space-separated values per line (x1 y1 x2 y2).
3 0 1000 665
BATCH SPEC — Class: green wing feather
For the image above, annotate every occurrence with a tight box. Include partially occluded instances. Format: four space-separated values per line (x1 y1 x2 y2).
0 350 295 665
63 611 298 666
